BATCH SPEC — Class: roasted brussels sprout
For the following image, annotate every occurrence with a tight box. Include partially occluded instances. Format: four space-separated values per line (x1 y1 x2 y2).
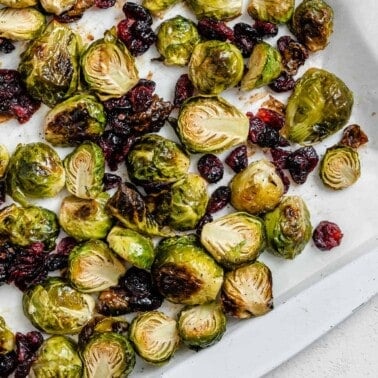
40 0 76 15
319 146 361 190
189 40 244 94
142 0 180 17
107 226 155 270
63 141 105 199
22 277 95 334
152 234 224 305
6 142 65 206
230 160 285 215
178 302 226 350
81 28 139 101
129 311 179 364
187 0 242 20
0 0 37 7
81 332 135 377
0 316 15 354
201 212 266 269
291 0 334 52
30 335 83 378
285 68 354 144
247 0 294 23
44 94 106 146
265 195 312 259
18 20 81 107
221 261 273 318
67 240 126 293
241 42 282 91
176 96 249 153
0 144 9 178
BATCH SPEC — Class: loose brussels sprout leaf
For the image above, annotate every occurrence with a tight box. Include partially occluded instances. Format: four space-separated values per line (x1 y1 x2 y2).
40 0 76 15
126 134 189 186
63 141 105 199
177 96 249 153
152 234 224 305
265 196 312 259
178 302 226 350
59 194 113 241
285 68 354 144
187 0 242 20
230 160 285 215
67 240 126 293
241 42 282 91
44 93 106 146
0 204 59 249
189 40 244 94
201 212 266 269
247 0 294 23
319 146 361 190
22 277 95 334
221 261 273 318
142 0 180 17
0 144 9 178
0 7 45 41
81 332 135 378
18 20 81 107
107 226 155 270
129 311 179 364
0 0 37 7
6 142 65 206
30 335 83 378
291 0 334 52
0 316 15 354
81 28 139 101
156 16 200 66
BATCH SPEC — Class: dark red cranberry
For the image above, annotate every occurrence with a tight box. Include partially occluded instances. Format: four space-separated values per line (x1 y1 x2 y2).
225 145 248 173
286 146 319 184
0 37 15 54
173 74 195 107
253 20 278 38
0 351 17 376
123 2 153 25
256 127 280 148
197 154 224 183
103 173 122 190
103 94 132 112
340 124 369 149
248 115 266 144
313 221 343 251
46 237 77 271
126 79 155 112
206 186 231 214
197 18 234 42
270 147 290 169
256 108 284 130
269 71 296 92
277 36 309 75
121 267 153 297
275 167 290 194
196 213 213 235
94 0 115 8
233 22 259 57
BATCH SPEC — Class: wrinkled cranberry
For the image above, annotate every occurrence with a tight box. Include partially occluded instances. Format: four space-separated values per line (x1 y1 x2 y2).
313 221 343 251
103 95 132 112
207 186 231 214
253 20 278 38
277 36 309 75
123 2 153 25
340 124 369 149
286 146 319 184
121 267 153 298
197 154 224 183
269 71 296 92
270 147 290 169
94 0 115 8
103 173 122 190
248 115 266 144
256 108 284 130
126 79 155 113
173 74 194 107
233 22 258 57
197 18 234 41
225 145 248 173
196 213 213 236
257 127 280 148
46 237 77 271
0 351 17 377
0 37 15 54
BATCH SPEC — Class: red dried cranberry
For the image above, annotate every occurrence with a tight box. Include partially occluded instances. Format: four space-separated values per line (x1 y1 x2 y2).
173 74 195 107
196 213 213 235
94 0 115 8
46 237 77 271
256 108 284 130
286 146 319 184
103 94 132 112
206 186 231 214
0 351 17 376
275 167 290 194
197 18 234 42
253 20 278 38
103 173 122 190
120 267 153 297
257 127 280 148
123 2 153 25
313 221 343 251
126 79 155 112
0 37 15 54
225 145 248 173
233 22 259 57
270 147 290 169
248 115 266 144
197 154 224 183
269 71 296 92
277 36 309 75
340 124 369 149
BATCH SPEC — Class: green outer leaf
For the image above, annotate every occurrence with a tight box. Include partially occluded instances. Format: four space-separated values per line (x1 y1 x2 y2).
247 0 294 23
187 0 242 20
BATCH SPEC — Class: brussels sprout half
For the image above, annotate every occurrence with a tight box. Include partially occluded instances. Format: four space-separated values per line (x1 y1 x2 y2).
0 316 15 354
187 0 242 20
247 0 294 23
0 144 9 178
142 0 180 17
39 0 76 15
0 0 37 7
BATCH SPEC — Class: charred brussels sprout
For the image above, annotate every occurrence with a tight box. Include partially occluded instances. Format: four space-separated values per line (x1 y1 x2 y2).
319 146 361 190
265 196 312 259
285 68 354 144
291 0 334 52
44 94 106 147
230 160 285 215
152 234 224 305
0 316 15 354
142 0 179 17
177 96 249 153
189 40 244 95
0 144 9 178
0 0 37 7
40 0 76 15
129 311 179 364
30 335 83 378
201 212 266 269
187 0 242 20
18 20 81 107
247 0 294 23
221 261 273 318
22 277 95 334
81 28 139 101
63 141 105 199
6 142 65 206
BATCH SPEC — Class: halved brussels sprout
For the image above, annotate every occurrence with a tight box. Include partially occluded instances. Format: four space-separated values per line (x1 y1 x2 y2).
129 311 179 364
44 93 106 146
241 42 282 91
265 195 312 259
22 277 95 334
30 335 83 378
178 302 226 350
187 0 242 20
67 240 126 293
59 194 113 241
247 0 294 23
176 96 249 153
0 0 37 7
189 40 244 94
201 212 266 269
40 0 76 15
81 28 139 101
221 261 273 318
81 332 135 377
152 234 224 305
230 159 285 215
285 68 354 144
18 20 81 107
0 316 15 354
107 226 155 270
0 144 9 178
319 146 361 190
63 141 105 199
142 0 180 17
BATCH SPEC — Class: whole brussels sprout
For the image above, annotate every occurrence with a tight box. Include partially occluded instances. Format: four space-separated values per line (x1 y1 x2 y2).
247 0 294 24
176 95 249 153
22 277 95 334
285 68 354 144
39 0 76 15
142 0 179 17
265 195 312 259
187 0 242 20
189 40 244 94
0 0 37 7
0 316 15 354
0 144 9 178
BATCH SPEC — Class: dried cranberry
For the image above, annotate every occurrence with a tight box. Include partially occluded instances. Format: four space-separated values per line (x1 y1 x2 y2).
225 145 248 173
253 20 278 38
173 74 194 107
256 108 284 130
207 186 231 214
197 18 234 42
275 167 290 194
196 213 213 235
270 147 290 169
103 94 132 112
277 36 309 75
94 0 115 8
123 2 153 25
0 351 17 377
339 124 369 149
313 221 343 251
286 146 319 184
233 22 259 57
257 127 280 148
121 267 153 297
197 154 224 183
269 71 296 92
0 37 15 54
248 115 266 144
129 294 163 312
46 237 77 271
103 173 122 190
126 79 155 112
